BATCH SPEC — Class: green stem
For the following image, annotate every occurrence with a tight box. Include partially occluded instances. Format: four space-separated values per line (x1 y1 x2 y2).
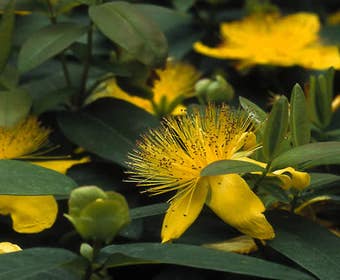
253 160 272 192
83 240 103 280
46 0 72 87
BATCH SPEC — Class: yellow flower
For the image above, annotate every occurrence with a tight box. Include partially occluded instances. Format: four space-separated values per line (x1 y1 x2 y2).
0 242 22 254
0 116 88 233
87 60 201 115
125 106 253 242
194 12 340 70
127 104 310 242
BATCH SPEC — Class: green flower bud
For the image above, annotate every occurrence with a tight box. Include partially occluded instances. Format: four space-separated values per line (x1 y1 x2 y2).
65 186 131 244
80 243 93 261
195 75 234 103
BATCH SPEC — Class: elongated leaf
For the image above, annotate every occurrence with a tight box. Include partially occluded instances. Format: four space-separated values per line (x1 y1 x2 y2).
18 22 87 72
100 243 314 280
200 159 264 177
290 84 310 146
308 172 340 189
239 96 267 125
263 96 289 161
130 203 168 220
0 247 84 280
0 64 19 90
268 211 340 280
57 99 159 166
0 160 77 195
300 172 340 199
58 111 133 167
0 88 32 127
271 141 340 170
0 0 15 72
89 1 168 67
317 72 333 128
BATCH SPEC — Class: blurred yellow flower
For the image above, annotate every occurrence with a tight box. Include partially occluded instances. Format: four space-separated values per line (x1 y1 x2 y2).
194 12 340 70
88 60 201 116
0 242 22 254
0 116 88 233
127 104 309 243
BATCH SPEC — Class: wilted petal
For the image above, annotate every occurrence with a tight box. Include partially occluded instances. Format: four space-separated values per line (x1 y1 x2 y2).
0 195 58 233
0 242 22 254
161 179 208 243
32 156 90 174
273 167 310 190
203 235 260 254
206 174 275 240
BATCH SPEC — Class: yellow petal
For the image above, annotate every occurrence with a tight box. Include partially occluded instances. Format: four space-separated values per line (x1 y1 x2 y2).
203 235 260 254
0 195 58 233
206 174 275 240
0 242 22 254
161 178 208 243
32 156 90 174
237 158 310 191
331 94 340 112
273 167 310 190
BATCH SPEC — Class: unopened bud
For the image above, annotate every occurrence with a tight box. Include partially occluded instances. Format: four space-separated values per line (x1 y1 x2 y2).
65 186 131 244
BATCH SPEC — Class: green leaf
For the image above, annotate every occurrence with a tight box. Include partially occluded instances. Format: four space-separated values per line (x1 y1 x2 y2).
308 172 340 190
89 1 168 67
239 96 267 125
0 64 19 90
307 69 334 129
263 95 289 161
57 99 159 166
18 22 87 73
290 83 310 146
200 159 264 177
130 203 168 220
172 0 195 12
271 141 340 170
0 87 32 127
268 211 340 280
99 243 314 280
320 25 340 45
0 0 15 72
300 172 340 199
0 160 77 195
317 70 333 128
0 247 85 280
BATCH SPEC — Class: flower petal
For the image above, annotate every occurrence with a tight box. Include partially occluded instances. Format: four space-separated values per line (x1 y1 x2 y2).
273 167 310 190
0 242 22 254
0 195 58 233
206 174 275 239
32 156 90 174
161 178 208 243
203 235 260 254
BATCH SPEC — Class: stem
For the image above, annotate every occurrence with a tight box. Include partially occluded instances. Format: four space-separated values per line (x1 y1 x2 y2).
46 0 72 87
253 160 272 192
83 240 103 280
76 22 93 107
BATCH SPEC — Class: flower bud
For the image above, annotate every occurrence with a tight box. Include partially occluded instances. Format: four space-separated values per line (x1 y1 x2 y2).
195 75 234 103
65 186 131 244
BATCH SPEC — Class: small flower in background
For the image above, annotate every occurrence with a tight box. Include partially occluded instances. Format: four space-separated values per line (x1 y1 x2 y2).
0 115 89 233
127 104 310 243
87 59 201 116
194 12 340 70
0 242 22 254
